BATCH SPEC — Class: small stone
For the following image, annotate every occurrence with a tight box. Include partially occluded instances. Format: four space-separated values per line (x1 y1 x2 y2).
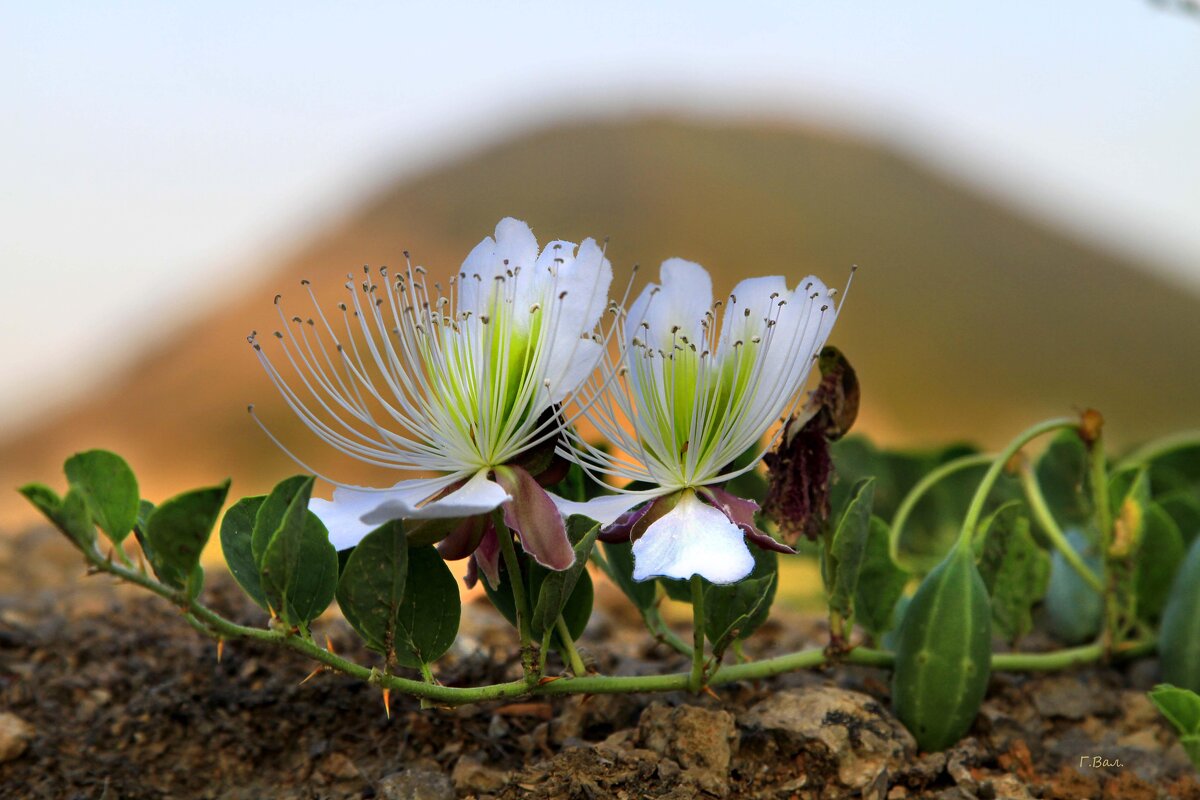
741 687 916 791
377 767 455 800
989 773 1034 800
637 702 738 796
452 754 509 793
0 713 33 763
1029 675 1119 720
319 752 360 782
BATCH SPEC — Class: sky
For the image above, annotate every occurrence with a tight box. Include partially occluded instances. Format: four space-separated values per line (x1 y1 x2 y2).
1 1 1198 435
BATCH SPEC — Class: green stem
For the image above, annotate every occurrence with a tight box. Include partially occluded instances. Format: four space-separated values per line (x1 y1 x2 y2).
645 607 693 656
890 452 993 567
81 532 1156 706
419 662 435 685
1121 430 1200 468
492 511 536 680
689 575 706 692
958 417 1080 553
1018 463 1105 593
555 616 587 676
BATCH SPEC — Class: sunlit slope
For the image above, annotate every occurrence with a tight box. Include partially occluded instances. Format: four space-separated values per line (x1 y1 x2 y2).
4 117 1198 528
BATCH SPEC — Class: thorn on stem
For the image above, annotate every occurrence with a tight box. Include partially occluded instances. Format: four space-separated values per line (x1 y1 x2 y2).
299 667 324 686
702 685 720 701
537 676 561 686
382 689 392 719
216 639 225 663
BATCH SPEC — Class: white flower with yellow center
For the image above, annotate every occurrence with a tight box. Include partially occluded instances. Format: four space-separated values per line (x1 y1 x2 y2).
553 258 841 584
249 218 612 579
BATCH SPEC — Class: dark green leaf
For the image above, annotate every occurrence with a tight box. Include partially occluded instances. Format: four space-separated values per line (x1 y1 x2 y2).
1036 431 1093 527
533 516 600 638
219 496 270 612
260 477 338 628
1136 504 1185 623
824 478 875 622
976 501 1049 643
63 450 139 546
252 475 312 566
598 541 657 611
1160 536 1200 693
392 546 460 667
854 516 909 636
19 483 97 553
892 545 992 752
1158 490 1200 545
335 522 408 654
1043 527 1104 645
144 482 230 588
703 547 778 659
483 543 593 655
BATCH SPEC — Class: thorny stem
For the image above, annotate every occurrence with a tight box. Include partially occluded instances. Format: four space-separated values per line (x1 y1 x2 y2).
555 616 587 677
689 575 706 692
1018 460 1105 593
492 510 536 681
87 543 1153 706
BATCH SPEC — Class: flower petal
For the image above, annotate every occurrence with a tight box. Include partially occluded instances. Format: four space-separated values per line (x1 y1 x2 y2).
699 486 796 554
631 490 755 584
548 490 662 527
359 470 509 525
474 527 502 590
309 487 393 551
625 258 713 352
435 516 489 560
494 464 574 571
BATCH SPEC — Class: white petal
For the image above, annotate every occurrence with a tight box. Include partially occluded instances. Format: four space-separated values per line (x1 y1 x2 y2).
359 470 509 525
548 490 662 527
309 488 390 551
631 491 754 584
718 275 789 353
625 258 713 352
543 338 604 404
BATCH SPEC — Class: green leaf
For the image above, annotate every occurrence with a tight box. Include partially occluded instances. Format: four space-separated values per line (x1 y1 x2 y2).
1158 490 1200 545
854 516 909 636
483 544 593 654
1036 431 1093 527
1160 536 1200 693
533 516 600 638
63 450 139 546
144 482 230 588
976 501 1049 643
260 477 338 629
1043 527 1105 645
703 547 778 659
598 541 657 611
219 496 270 612
891 545 993 752
824 478 875 623
335 521 408 654
1136 504 1185 623
252 475 312 566
392 546 460 668
1150 684 1200 735
1109 466 1151 558
19 483 97 553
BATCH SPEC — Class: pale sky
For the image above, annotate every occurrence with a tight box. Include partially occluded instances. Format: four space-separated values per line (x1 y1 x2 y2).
2 1 1198 435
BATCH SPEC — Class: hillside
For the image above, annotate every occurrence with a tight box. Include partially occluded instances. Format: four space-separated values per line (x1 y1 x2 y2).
4 117 1198 528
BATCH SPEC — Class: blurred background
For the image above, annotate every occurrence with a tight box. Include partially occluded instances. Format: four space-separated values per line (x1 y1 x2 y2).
2 1 1199 534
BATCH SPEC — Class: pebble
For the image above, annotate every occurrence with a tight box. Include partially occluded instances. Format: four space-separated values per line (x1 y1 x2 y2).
377 766 456 800
0 712 34 763
741 686 915 791
452 754 509 793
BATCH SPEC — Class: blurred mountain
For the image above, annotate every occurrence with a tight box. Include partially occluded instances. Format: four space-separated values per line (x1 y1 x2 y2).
4 117 1199 528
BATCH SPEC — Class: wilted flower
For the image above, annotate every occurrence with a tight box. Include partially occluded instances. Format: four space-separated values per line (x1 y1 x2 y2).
248 218 612 584
554 259 841 584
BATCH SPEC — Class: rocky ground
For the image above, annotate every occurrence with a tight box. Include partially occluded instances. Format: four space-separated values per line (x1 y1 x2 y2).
1 527 1198 800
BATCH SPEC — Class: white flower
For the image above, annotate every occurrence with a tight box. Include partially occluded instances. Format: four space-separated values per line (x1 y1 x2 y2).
248 218 613 576
553 258 841 584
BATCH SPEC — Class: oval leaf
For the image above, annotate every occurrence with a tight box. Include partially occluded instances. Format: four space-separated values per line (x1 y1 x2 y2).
336 521 409 654
260 477 338 629
891 545 993 752
532 516 600 638
64 449 139 546
145 481 230 588
854 516 909 636
393 546 460 668
1159 536 1200 693
252 475 312 566
219 496 270 612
